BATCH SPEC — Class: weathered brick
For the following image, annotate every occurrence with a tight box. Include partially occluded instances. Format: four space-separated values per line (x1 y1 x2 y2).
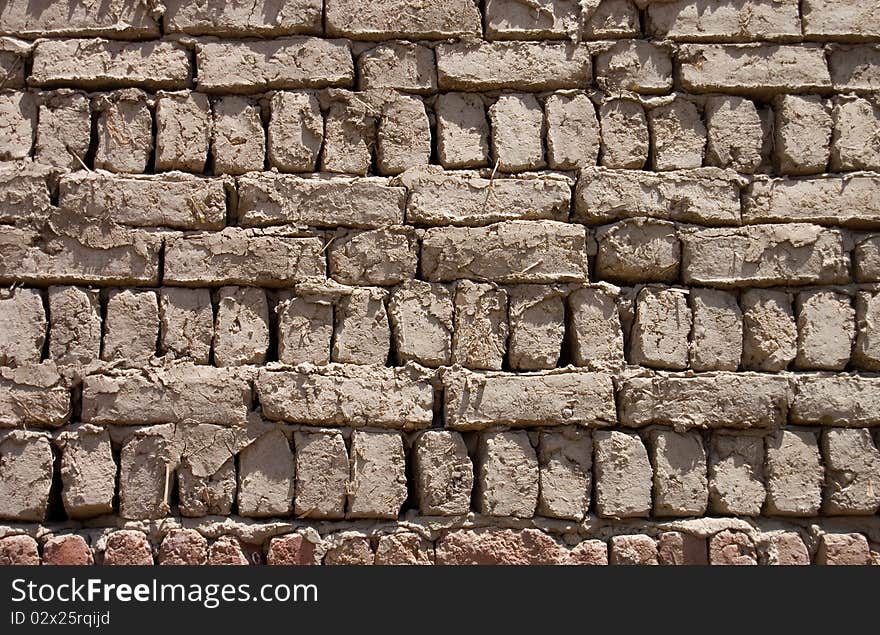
164 230 324 287
118 428 174 520
0 90 35 159
451 280 508 371
93 89 152 174
855 236 880 282
0 1 158 38
82 366 250 426
575 167 741 226
619 373 792 428
348 430 407 519
320 92 375 176
444 369 617 430
791 375 880 426
163 0 322 36
57 425 115 519
648 0 801 41
436 41 590 91
537 428 591 521
0 431 52 521
831 96 880 171
477 431 538 518
159 288 213 364
257 366 433 429
485 0 578 39
329 228 416 287
0 535 40 565
802 0 880 40
649 429 708 517
829 45 880 92
657 532 708 565
705 95 763 173
435 93 490 169
377 96 431 175
822 428 880 515
294 431 349 519
275 292 332 365
267 91 323 173
595 40 672 94
598 99 648 169
595 219 680 283
610 535 658 565
155 91 211 173
34 90 90 169
0 162 52 224
507 285 565 370
359 42 437 93
324 536 374 565
31 39 189 90
49 286 101 365
422 221 589 283
159 529 207 566
102 531 153 565
43 535 94 566
741 289 796 371
213 286 269 367
594 430 652 518
817 533 872 565
774 95 832 176
436 528 569 565
795 290 855 371
855 291 880 370
763 532 810 565
648 97 706 170
0 288 45 367
766 430 823 516
238 430 295 518
266 533 319 565
679 44 832 95
568 285 625 369
630 287 691 370
545 92 599 169
374 533 434 565
178 455 236 518
0 38 28 89
709 433 766 516
681 224 849 287
196 38 353 93
0 365 70 428
490 93 545 172
326 0 481 39
208 536 250 566
569 539 609 566
389 280 453 367
690 289 742 371
412 430 473 516
212 96 265 176
333 287 390 365
102 289 158 365
709 530 757 565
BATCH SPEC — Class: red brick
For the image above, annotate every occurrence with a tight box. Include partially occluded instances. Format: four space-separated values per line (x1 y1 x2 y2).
569 540 608 565
0 535 40 565
765 532 810 565
374 533 434 565
159 529 207 566
610 535 659 565
435 528 569 565
208 536 250 566
324 537 375 565
266 534 319 565
709 530 757 565
103 530 154 565
42 535 94 566
817 533 872 565
657 532 708 565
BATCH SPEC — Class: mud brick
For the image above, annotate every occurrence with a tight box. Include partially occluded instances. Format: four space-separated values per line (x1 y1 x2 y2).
118 428 174 520
374 533 435 565
212 96 265 176
163 0 322 36
444 369 616 429
822 428 880 515
630 287 691 370
596 40 672 94
569 540 609 566
648 97 706 170
450 280 508 371
389 280 453 367
485 0 578 39
508 285 565 370
774 95 832 175
102 289 158 365
829 45 880 92
333 287 390 365
741 289 796 371
649 430 708 517
595 219 680 284
324 536 374 565
57 425 115 519
435 528 570 565
855 291 880 370
348 430 407 519
490 93 546 172
594 430 652 518
709 531 757 565
0 38 27 89
102 531 154 565
34 90 90 169
478 431 539 518
178 456 236 518
435 93 490 169
257 366 433 429
802 0 880 40
791 375 880 426
359 42 437 93
266 534 319 565
0 1 158 38
413 430 473 516
705 95 763 173
276 292 332 365
794 290 855 371
93 89 152 173
745 175 880 227
766 430 823 516
237 430 295 518
0 535 40 565
855 236 880 282
321 92 376 176
213 286 269 367
0 365 71 428
690 288 742 371
155 91 211 173
0 162 52 224
42 535 93 566
657 532 708 566
325 0 481 39
159 288 213 364
329 228 417 288
568 285 625 369
208 536 250 566
159 529 207 566
764 532 810 565
537 428 591 521
0 288 45 367
709 433 766 516
267 91 323 172
377 96 431 176
610 535 659 565
545 91 600 169
599 99 648 169
648 0 801 41
0 431 52 521
0 90 35 159
817 533 872 565
196 38 353 93
294 431 349 519
832 96 880 170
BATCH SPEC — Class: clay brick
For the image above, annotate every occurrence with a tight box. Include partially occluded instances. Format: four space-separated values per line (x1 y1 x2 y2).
545 92 599 169
648 0 801 41
0 90 35 159
196 38 353 93
267 91 322 172
436 528 570 565
102 289 158 365
0 365 70 428
596 40 672 94
791 375 880 426
598 99 648 169
538 428 591 521
630 287 691 370
705 95 763 173
435 93 490 169
34 90 90 169
817 533 872 565
568 285 625 369
649 430 708 517
324 536 374 565
679 44 832 96
763 532 810 565
0 431 52 521
766 430 823 516
709 434 766 516
648 97 706 170
490 93 545 172
257 366 433 429
508 285 565 370
178 456 236 518
348 430 407 519
275 292 332 365
266 533 319 565
485 0 578 39
159 529 207 566
450 280 508 371
57 425 115 519
238 430 295 518
709 531 757 565
0 1 158 38
0 535 40 565
855 236 880 282
477 431 538 518
93 89 152 173
60 172 226 230
681 224 849 288
444 369 617 430
155 91 211 173
822 428 880 515
412 430 473 516
43 535 94 566
689 289 742 371
569 540 609 565
0 38 27 90
239 173 405 229
377 96 431 175
212 96 264 176
436 41 591 91
294 431 349 519
794 290 855 371
594 430 652 518
321 92 375 176
102 531 153 565
158 288 213 364
374 533 434 565
82 366 249 426
619 373 792 429
657 532 708 565
333 288 390 365
854 291 880 370
208 536 250 566
164 230 325 287
802 0 880 40
422 221 589 284
773 95 832 176
575 167 741 226
31 39 188 90
0 162 52 224
213 286 270 367
610 535 659 565
0 288 45 367
118 429 174 520
595 219 680 284
741 289 796 371
829 45 880 92
389 280 453 367
359 42 437 93
326 0 481 39
831 96 880 170
163 0 322 36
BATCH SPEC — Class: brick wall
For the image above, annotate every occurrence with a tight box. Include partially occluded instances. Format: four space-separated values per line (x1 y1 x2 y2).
0 0 879 566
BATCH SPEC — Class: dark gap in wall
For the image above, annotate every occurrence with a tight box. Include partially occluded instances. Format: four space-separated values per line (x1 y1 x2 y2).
465 430 482 515
500 285 513 372
109 437 122 516
558 292 576 368
45 443 67 523
266 290 280 363
145 99 158 174
400 434 419 515
431 387 445 430
84 106 100 170
97 289 109 360
156 239 166 287
208 288 220 368
230 452 241 517
224 179 239 227
39 287 50 361
385 295 398 367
